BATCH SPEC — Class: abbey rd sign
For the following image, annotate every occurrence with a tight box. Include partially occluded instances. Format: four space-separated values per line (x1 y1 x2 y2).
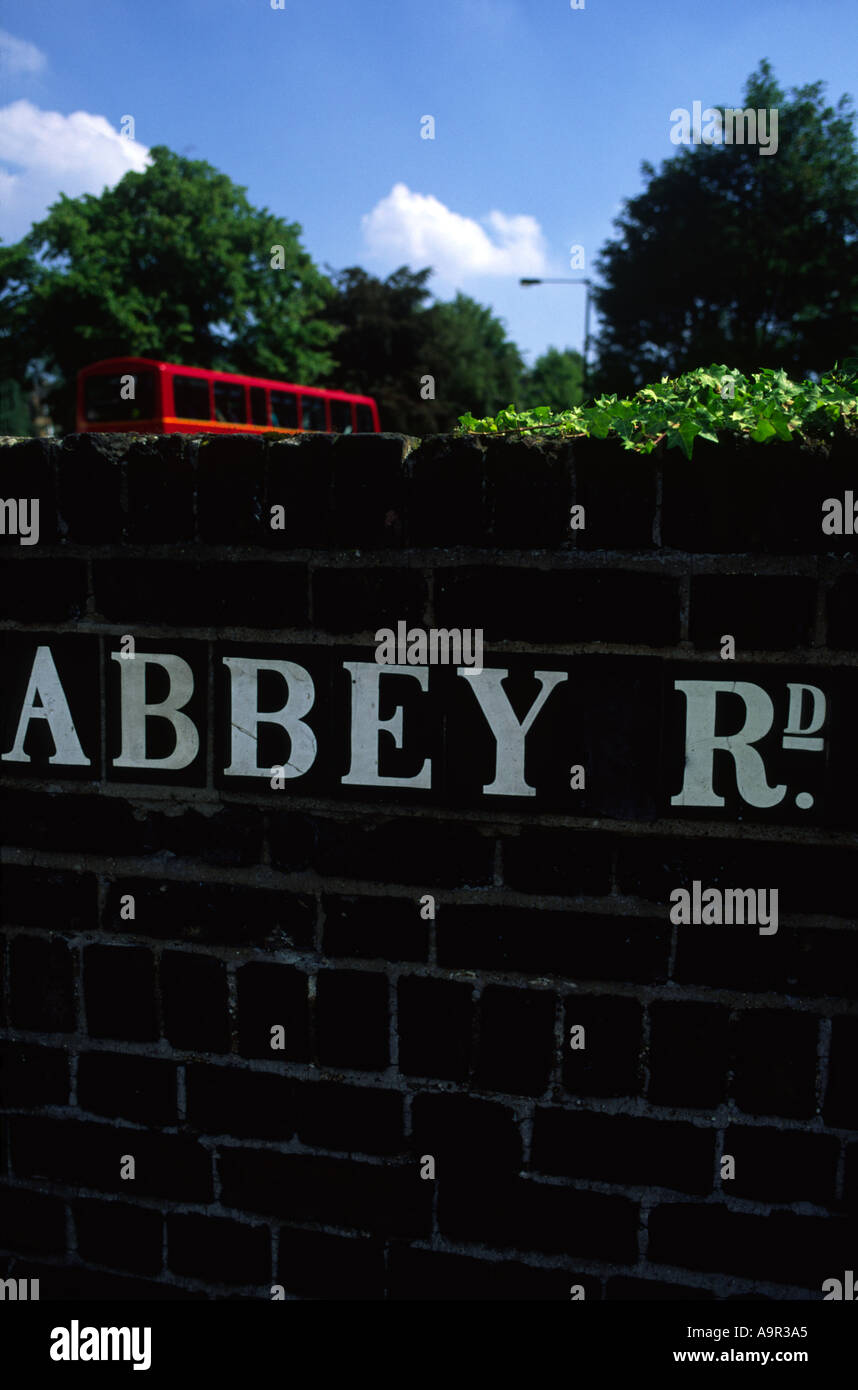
1 635 854 827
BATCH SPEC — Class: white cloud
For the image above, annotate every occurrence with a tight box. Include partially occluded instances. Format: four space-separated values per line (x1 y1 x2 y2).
0 29 47 77
0 100 150 242
361 183 547 282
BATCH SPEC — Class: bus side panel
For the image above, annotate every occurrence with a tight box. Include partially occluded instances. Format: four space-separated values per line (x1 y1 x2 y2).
77 362 165 433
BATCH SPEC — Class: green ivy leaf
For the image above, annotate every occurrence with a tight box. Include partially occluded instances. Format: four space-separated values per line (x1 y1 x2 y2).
457 364 857 455
751 418 777 442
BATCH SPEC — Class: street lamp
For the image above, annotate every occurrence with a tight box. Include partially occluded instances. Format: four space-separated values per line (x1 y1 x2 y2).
520 276 592 399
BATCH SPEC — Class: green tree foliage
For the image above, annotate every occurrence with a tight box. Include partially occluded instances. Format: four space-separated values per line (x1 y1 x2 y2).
591 61 858 396
324 267 525 432
519 346 585 411
0 379 31 435
426 292 525 430
0 146 338 432
323 265 440 432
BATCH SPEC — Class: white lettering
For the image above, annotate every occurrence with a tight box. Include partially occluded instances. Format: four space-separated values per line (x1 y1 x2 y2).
223 657 317 778
3 646 91 765
341 661 431 788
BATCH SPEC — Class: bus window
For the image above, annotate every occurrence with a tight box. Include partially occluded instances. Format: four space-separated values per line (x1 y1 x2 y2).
249 386 268 427
301 395 326 432
355 403 374 433
270 389 298 429
214 380 247 424
329 399 353 434
173 374 211 421
84 371 156 422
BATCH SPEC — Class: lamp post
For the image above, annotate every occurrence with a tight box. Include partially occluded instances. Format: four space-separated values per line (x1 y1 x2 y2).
520 277 592 399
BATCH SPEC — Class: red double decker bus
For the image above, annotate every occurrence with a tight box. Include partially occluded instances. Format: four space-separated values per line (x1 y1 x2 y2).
76 358 380 435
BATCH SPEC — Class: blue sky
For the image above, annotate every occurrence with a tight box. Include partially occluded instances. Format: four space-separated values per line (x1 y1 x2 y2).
1 0 856 366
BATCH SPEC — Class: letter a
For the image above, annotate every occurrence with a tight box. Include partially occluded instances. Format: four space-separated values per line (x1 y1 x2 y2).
270 1025 286 1050
3 646 91 766
120 894 136 921
821 499 841 535
701 107 723 145
720 1154 735 1180
670 107 691 145
669 888 690 924
419 894 435 920
120 1154 136 1180
420 1155 436 1180
50 1328 71 1361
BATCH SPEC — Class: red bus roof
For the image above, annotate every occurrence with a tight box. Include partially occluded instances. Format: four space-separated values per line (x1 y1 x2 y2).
79 357 377 405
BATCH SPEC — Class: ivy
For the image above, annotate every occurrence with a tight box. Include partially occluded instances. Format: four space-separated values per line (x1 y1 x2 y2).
456 362 858 459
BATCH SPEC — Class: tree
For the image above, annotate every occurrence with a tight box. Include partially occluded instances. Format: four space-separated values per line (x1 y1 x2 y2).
324 268 526 432
0 379 30 435
591 61 858 395
0 146 338 432
323 265 440 433
520 346 585 410
425 293 525 429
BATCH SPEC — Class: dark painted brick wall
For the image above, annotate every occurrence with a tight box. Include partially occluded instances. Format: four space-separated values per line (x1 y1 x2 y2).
0 430 855 1301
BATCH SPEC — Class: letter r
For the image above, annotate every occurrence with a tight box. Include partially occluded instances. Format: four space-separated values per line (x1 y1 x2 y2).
671 680 786 808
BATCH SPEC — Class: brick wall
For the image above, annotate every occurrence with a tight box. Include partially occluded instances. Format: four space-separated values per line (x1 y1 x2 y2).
0 429 855 1301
